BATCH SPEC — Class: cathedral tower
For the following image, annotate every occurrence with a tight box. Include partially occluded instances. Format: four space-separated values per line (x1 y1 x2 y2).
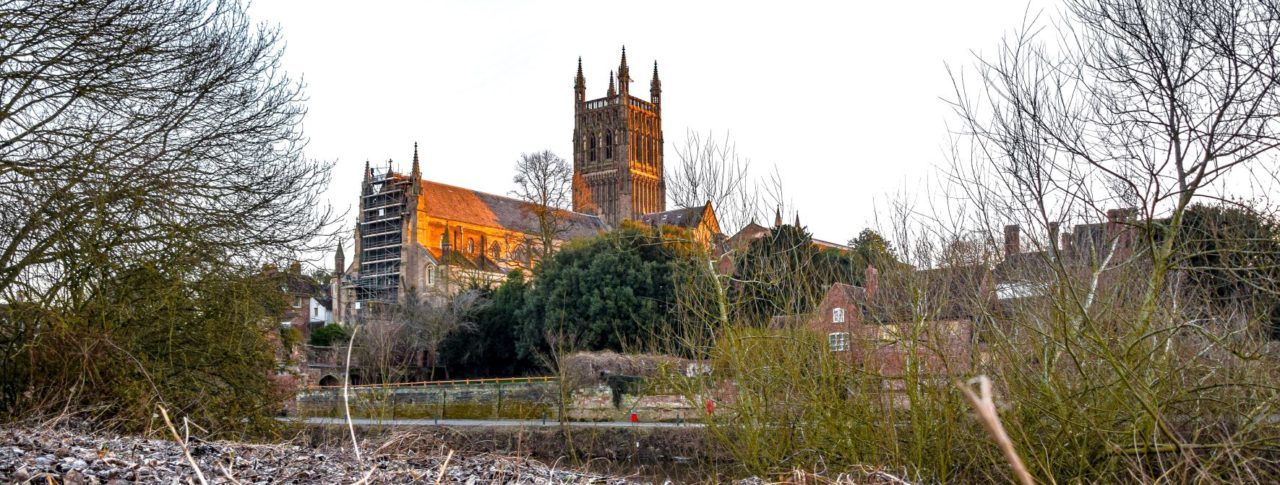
572 47 665 226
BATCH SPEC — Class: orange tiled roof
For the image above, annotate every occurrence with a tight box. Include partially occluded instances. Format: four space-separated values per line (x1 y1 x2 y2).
418 179 607 239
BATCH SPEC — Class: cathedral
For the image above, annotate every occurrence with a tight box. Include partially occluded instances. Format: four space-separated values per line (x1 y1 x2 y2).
331 48 721 324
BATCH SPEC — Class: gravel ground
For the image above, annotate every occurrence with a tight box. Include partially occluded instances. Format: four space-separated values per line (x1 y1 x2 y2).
0 425 644 484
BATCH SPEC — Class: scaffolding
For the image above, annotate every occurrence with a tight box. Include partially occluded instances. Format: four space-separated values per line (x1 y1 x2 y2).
355 169 411 319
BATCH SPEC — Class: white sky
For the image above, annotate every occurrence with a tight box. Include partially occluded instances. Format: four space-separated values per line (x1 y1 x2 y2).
248 0 1051 248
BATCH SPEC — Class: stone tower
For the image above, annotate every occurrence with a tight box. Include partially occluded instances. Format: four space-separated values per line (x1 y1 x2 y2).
572 47 665 226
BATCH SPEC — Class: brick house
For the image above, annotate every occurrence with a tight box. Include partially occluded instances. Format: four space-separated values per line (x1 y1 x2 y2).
778 264 986 379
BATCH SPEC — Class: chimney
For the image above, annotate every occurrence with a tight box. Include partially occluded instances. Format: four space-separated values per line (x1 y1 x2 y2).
1106 208 1127 242
1003 224 1021 257
864 265 879 302
1048 222 1060 252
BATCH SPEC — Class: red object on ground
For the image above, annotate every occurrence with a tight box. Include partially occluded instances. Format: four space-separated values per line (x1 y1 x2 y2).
629 413 638 423
705 399 716 415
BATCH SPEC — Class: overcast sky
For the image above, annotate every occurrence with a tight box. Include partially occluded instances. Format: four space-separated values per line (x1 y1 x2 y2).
248 0 1050 248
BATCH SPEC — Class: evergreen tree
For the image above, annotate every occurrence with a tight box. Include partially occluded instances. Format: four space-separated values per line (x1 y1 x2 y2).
516 223 688 361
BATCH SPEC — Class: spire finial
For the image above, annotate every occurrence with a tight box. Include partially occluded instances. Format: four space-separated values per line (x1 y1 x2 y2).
411 142 421 178
774 207 783 227
575 57 586 104
617 46 631 91
650 60 662 104
794 212 801 228
334 239 345 273
607 70 617 97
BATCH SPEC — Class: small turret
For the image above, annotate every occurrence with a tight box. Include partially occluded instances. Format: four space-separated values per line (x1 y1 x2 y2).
411 142 421 179
618 46 631 97
607 70 617 98
650 61 661 107
574 57 586 107
362 160 373 195
334 240 345 274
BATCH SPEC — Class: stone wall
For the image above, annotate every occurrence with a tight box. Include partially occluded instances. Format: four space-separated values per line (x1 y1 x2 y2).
295 379 700 422
296 381 558 420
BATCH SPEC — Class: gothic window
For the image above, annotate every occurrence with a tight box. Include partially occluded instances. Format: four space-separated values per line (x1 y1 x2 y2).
490 241 501 260
589 136 597 162
467 238 475 254
833 307 845 323
425 263 436 286
605 131 613 159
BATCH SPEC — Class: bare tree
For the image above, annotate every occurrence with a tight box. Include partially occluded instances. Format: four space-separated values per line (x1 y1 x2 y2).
395 286 483 380
511 150 572 258
937 0 1280 478
669 130 763 233
0 0 336 306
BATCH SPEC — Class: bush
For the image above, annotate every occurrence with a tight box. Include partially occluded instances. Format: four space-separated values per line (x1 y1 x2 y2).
2 256 289 437
309 324 352 347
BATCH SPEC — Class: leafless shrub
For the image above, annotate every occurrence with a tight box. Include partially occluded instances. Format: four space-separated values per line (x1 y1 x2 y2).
559 351 688 390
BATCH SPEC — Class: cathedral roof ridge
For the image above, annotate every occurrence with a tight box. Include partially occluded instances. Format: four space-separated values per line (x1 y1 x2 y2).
412 179 606 231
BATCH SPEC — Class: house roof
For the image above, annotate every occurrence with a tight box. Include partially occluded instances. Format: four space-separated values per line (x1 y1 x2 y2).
725 222 770 248
866 264 994 322
813 238 850 251
639 206 704 228
417 179 608 240
827 282 867 304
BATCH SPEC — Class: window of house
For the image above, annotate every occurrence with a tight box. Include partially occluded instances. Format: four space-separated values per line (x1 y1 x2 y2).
426 263 436 286
490 242 501 260
293 296 303 308
832 307 845 323
467 238 475 254
828 332 850 352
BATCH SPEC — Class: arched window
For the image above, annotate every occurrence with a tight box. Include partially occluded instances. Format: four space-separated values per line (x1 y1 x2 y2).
490 241 502 260
466 238 475 254
425 263 436 286
589 136 597 162
605 131 614 159
832 307 845 324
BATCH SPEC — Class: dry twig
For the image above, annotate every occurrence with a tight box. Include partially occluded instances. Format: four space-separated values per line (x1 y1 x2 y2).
157 406 209 485
436 449 455 485
958 376 1033 485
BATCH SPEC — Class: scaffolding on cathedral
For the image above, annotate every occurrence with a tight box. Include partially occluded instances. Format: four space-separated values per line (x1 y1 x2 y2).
355 167 410 320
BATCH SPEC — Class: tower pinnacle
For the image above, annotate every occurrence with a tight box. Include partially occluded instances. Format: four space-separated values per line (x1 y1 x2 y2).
650 61 661 105
575 57 586 104
618 46 631 95
607 70 616 97
411 142 420 179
